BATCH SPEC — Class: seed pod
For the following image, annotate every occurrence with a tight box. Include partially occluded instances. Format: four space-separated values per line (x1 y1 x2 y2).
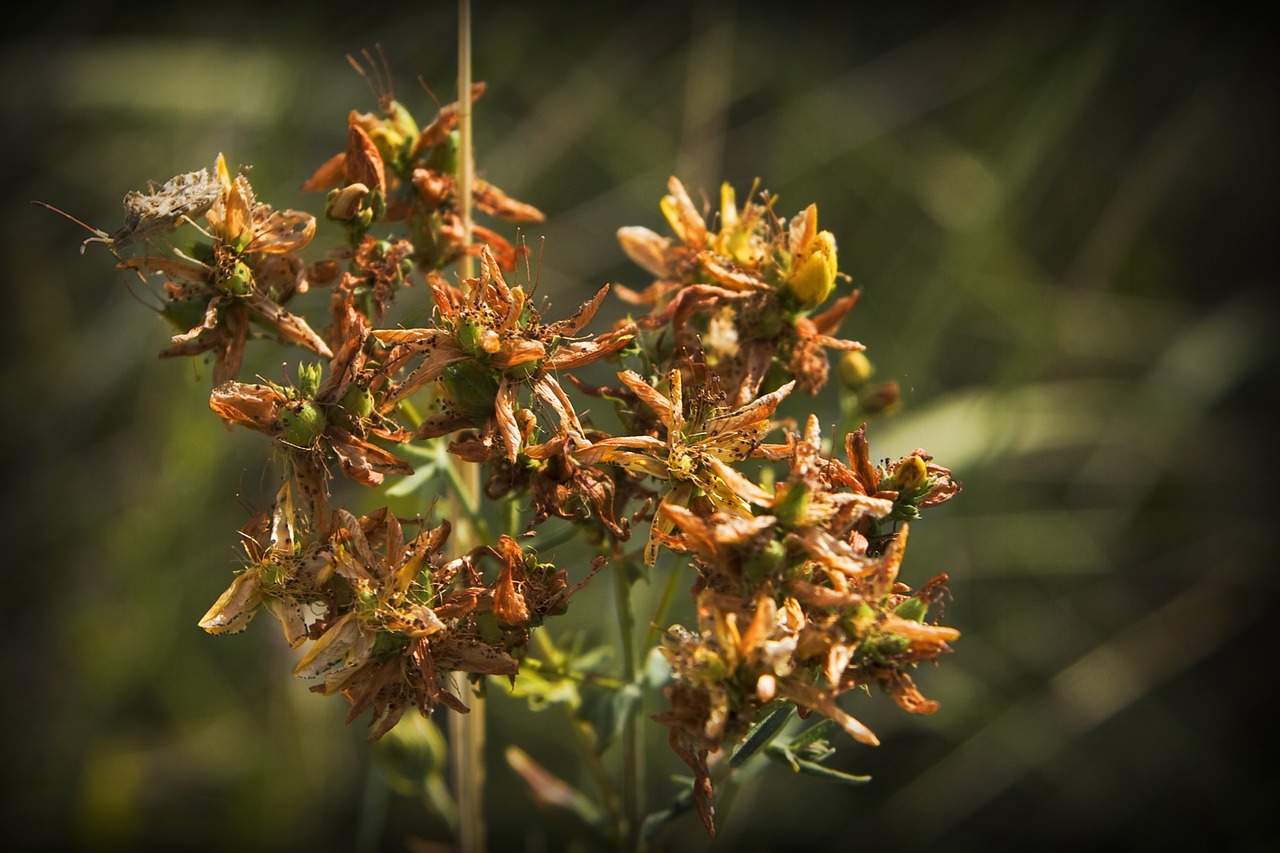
773 482 810 529
442 361 500 420
893 597 928 623
279 399 327 447
340 383 374 419
220 259 253 295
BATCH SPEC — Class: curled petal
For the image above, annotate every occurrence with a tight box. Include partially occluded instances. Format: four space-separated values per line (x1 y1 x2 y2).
198 571 262 634
617 226 672 279
209 381 284 431
295 612 373 679
778 681 879 747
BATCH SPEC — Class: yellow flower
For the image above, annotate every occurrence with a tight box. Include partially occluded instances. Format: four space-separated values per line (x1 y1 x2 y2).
783 204 838 306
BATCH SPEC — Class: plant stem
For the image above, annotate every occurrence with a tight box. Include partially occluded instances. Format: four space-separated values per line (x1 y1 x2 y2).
457 0 475 282
612 552 642 852
448 5 486 853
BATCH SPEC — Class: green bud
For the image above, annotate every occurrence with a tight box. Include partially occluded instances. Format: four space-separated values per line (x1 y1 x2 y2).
297 362 324 399
837 350 874 390
278 400 327 447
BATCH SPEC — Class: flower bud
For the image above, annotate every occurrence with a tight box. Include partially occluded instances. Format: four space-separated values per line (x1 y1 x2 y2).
837 350 874 390
784 229 838 306
325 183 371 221
892 455 929 493
297 362 323 399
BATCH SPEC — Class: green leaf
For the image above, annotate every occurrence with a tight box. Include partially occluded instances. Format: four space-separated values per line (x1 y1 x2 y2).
785 757 872 786
730 700 794 768
382 441 443 498
639 777 697 842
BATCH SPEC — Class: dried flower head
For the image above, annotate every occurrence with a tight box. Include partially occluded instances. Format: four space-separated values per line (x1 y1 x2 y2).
118 154 330 385
374 245 634 463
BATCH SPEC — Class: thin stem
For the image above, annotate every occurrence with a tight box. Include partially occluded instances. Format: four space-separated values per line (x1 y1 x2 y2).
644 555 682 650
448 6 486 853
457 0 475 281
612 553 641 852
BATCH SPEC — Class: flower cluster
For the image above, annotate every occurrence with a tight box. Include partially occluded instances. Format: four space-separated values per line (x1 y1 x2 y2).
68 59 961 840
604 177 962 831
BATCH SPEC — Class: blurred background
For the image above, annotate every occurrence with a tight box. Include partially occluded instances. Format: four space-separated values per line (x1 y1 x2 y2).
3 1 1275 851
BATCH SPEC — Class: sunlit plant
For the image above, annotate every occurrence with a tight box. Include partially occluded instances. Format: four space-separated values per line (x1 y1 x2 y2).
50 26 962 853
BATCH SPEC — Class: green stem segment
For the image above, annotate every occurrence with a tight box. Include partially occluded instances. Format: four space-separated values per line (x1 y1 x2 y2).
613 554 642 852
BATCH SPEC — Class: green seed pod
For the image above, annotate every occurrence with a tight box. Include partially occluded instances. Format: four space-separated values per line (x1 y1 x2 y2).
220 259 252 295
842 603 878 638
456 316 487 356
339 383 374 419
278 400 327 447
425 130 459 177
858 631 910 664
503 356 543 381
893 596 928 623
441 361 500 420
745 538 787 580
161 297 209 332
773 482 810 529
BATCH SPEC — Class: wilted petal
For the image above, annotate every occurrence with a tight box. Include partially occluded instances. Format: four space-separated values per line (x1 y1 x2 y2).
294 612 372 679
198 570 263 634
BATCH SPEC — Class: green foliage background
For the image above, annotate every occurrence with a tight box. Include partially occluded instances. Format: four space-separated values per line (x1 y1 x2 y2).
3 2 1274 850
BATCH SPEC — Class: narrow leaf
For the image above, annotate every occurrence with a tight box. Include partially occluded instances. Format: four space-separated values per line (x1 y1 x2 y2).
730 701 794 768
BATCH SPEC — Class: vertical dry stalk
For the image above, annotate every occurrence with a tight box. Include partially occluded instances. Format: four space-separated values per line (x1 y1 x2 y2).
448 5 487 853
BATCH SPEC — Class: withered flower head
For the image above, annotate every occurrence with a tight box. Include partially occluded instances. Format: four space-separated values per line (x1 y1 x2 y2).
617 177 864 403
292 508 500 738
302 75 543 271
198 479 335 649
119 153 329 385
207 332 414 526
374 245 634 463
576 368 792 566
